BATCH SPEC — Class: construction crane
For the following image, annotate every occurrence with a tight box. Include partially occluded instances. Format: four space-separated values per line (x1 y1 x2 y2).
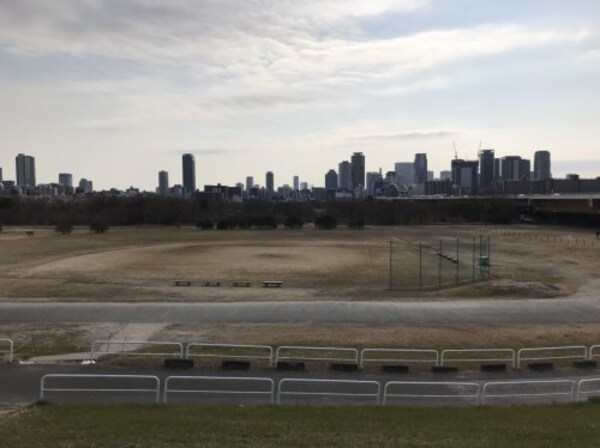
453 141 458 160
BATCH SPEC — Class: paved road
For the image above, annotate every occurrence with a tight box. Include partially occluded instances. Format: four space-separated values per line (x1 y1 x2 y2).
1 297 600 324
1 364 599 407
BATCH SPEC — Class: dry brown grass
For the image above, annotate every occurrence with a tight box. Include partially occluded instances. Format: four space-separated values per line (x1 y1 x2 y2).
0 224 598 302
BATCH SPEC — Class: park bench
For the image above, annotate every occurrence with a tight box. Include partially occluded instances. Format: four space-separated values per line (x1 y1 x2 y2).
262 281 283 288
233 281 252 287
173 280 192 287
201 281 221 287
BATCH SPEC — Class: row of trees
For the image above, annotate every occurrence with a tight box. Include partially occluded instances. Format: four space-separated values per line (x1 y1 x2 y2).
0 196 525 227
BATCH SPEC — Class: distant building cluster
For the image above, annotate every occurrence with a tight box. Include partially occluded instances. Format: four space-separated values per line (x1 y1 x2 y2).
2 147 599 201
0 153 95 197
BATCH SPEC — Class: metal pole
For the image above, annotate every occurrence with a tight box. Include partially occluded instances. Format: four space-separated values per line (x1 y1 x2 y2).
419 241 423 289
472 236 476 281
389 240 392 290
439 240 442 288
487 235 491 278
456 238 460 285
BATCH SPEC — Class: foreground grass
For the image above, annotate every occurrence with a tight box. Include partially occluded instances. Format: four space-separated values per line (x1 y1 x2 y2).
1 403 600 447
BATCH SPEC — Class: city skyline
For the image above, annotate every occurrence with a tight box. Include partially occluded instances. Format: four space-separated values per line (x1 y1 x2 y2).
1 1 599 189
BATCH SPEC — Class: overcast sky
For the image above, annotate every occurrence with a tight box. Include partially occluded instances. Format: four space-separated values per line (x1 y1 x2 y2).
1 0 599 190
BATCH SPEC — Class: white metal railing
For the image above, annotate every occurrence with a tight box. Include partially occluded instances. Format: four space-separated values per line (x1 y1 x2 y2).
90 340 184 360
40 374 161 403
516 346 588 368
383 381 480 406
576 378 600 401
360 348 439 368
185 343 274 366
0 338 14 363
164 376 275 404
482 380 576 405
440 349 516 368
277 379 380 405
275 346 359 365
588 345 600 361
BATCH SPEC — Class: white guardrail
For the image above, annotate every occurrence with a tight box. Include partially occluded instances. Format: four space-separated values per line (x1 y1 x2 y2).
90 340 185 360
383 381 480 406
185 343 274 367
164 376 275 404
588 345 600 360
275 346 359 365
360 349 439 368
40 374 161 403
440 349 516 368
0 338 14 363
576 378 600 401
482 380 576 405
37 375 600 406
277 379 380 405
516 346 588 368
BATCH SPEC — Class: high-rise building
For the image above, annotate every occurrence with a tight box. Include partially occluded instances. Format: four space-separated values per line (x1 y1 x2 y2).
0 167 3 182
325 169 338 190
245 176 254 192
395 162 415 186
351 152 365 190
534 150 551 181
158 171 169 196
366 171 382 196
15 153 36 187
451 159 479 195
78 178 93 193
58 173 74 195
266 171 274 192
300 182 309 191
293 176 299 191
182 153 196 194
479 149 495 194
338 161 352 190
500 156 523 181
440 170 452 181
414 153 428 184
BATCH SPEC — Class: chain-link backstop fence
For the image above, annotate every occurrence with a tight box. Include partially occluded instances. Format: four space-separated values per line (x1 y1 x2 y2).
389 236 490 290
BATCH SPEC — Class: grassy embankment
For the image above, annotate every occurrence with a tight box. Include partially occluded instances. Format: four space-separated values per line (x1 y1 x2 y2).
1 403 600 447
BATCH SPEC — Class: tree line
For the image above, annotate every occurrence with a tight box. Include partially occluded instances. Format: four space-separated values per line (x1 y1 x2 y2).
0 196 524 228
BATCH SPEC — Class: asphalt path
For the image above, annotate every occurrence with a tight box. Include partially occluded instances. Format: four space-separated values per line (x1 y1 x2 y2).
1 364 599 407
2 297 600 324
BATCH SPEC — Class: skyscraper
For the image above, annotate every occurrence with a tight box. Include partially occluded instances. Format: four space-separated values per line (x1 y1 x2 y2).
325 169 338 190
414 153 428 185
0 167 3 182
158 170 169 196
182 153 196 194
245 176 254 192
500 156 523 181
351 152 365 190
451 159 479 195
266 171 274 192
534 150 551 181
15 153 36 187
293 176 299 191
479 149 495 194
395 162 415 186
338 161 352 190
58 173 74 195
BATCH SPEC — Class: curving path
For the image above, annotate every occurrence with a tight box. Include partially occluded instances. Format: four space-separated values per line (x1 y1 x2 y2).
1 296 600 324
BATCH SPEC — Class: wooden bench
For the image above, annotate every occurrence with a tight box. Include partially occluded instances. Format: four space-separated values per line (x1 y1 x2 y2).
201 281 221 287
173 280 192 287
262 281 283 288
233 281 252 287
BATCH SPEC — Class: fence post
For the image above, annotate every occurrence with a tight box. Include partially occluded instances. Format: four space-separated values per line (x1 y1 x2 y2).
472 237 476 281
389 241 392 290
456 238 460 285
438 240 442 288
419 241 423 289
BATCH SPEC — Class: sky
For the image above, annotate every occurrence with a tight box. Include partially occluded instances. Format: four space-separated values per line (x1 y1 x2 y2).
0 0 599 190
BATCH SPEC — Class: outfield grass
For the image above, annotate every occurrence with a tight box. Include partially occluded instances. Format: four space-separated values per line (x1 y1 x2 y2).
2 403 600 447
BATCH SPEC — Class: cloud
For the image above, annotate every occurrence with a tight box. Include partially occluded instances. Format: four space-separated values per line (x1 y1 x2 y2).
350 131 460 142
